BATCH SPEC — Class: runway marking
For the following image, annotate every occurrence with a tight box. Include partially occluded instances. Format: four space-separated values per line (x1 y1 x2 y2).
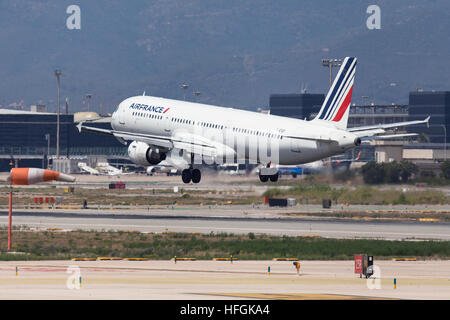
0 264 294 276
204 293 396 300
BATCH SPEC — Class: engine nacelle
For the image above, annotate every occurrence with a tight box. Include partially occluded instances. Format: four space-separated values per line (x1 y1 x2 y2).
128 141 166 166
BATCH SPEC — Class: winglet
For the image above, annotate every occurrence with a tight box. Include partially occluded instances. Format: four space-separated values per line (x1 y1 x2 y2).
76 122 83 133
425 115 430 128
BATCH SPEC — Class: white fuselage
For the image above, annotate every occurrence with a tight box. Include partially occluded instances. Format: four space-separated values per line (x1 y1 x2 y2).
111 96 358 165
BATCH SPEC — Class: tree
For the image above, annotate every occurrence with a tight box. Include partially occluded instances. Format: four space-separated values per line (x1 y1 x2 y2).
440 160 450 180
361 161 385 184
420 170 436 178
399 161 418 183
383 161 401 183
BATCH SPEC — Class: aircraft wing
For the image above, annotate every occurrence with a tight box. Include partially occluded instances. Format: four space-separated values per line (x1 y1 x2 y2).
77 123 234 159
348 116 430 138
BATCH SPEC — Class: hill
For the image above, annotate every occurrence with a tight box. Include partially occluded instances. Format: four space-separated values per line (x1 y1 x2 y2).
0 1 449 112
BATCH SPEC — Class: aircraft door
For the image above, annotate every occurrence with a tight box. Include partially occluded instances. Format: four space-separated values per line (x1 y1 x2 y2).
118 105 126 126
163 115 172 134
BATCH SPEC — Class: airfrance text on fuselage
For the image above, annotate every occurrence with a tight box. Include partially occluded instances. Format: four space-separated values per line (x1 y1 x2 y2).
129 103 169 113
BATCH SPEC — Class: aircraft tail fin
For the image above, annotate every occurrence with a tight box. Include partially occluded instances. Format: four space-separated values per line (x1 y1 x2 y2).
312 57 357 130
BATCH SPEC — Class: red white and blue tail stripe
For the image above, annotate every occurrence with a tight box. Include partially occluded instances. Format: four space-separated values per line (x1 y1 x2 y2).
313 57 356 129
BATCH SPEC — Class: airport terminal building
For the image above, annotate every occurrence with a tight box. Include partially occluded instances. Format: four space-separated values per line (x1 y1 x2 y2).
0 109 126 172
269 93 324 120
407 91 450 143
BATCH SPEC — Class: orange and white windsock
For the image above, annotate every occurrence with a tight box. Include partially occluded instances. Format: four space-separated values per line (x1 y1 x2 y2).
9 168 76 185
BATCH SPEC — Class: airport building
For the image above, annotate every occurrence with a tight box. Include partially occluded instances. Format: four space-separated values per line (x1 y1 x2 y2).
407 91 450 143
0 109 127 172
269 93 324 120
400 91 450 166
348 104 408 128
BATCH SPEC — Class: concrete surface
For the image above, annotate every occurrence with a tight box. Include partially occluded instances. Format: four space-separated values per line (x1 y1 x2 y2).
1 210 449 240
0 260 448 300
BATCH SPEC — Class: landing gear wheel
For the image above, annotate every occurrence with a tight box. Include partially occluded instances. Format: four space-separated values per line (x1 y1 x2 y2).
259 174 269 183
181 169 192 184
269 173 279 182
191 169 201 183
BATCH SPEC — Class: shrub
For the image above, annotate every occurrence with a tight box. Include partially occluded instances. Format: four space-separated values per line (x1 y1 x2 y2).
383 161 401 183
399 161 418 182
361 161 385 184
440 161 450 180
420 170 436 178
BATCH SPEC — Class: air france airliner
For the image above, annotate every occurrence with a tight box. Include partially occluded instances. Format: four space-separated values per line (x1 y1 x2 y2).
78 57 429 184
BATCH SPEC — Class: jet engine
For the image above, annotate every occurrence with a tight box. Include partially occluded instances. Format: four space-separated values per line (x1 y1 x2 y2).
128 141 166 166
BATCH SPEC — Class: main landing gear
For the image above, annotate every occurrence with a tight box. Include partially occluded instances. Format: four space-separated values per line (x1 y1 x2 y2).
259 172 279 183
259 163 279 183
181 152 201 184
181 168 201 184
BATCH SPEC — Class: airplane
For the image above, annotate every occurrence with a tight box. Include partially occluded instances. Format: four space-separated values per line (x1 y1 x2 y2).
96 162 123 176
96 162 136 176
78 161 131 176
78 162 100 175
78 57 429 184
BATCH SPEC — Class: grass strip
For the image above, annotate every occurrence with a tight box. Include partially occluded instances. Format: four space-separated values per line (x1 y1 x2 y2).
0 230 448 261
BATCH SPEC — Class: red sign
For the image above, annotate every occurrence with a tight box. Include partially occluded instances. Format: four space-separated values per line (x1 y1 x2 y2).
354 255 363 274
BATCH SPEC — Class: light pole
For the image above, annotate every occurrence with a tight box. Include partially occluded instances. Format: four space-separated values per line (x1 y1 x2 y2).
362 96 369 106
180 84 189 101
84 94 92 112
441 124 447 161
193 91 200 102
65 97 70 158
54 69 62 158
322 59 342 176
65 97 69 115
45 133 50 169
322 59 342 88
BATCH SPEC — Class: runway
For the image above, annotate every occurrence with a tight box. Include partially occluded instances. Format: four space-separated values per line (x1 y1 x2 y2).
1 209 449 240
0 260 448 300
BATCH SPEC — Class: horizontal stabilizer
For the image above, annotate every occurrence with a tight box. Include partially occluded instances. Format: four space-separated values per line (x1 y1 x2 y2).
349 116 430 136
360 133 419 141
